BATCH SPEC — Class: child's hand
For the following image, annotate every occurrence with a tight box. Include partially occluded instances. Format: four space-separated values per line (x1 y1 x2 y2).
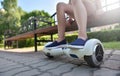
66 18 74 26
68 18 74 24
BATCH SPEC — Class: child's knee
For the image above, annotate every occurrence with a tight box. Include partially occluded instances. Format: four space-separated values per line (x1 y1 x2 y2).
57 2 65 10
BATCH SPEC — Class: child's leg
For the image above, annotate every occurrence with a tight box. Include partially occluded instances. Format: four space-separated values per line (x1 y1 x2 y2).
71 0 87 40
46 3 74 47
69 0 97 47
56 2 74 42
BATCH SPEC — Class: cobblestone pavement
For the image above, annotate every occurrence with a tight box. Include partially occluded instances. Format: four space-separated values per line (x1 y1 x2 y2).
0 50 120 76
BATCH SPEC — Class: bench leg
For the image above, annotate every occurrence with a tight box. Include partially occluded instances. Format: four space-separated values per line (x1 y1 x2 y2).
51 34 53 41
4 41 6 49
34 34 37 52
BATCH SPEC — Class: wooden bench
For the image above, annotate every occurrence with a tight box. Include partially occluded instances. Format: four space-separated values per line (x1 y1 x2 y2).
4 8 120 52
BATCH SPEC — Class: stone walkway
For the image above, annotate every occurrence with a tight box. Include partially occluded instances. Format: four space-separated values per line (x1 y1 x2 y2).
0 50 120 76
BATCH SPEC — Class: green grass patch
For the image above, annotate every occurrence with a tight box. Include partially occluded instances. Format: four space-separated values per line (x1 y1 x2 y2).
1 41 120 51
0 44 3 48
103 41 120 50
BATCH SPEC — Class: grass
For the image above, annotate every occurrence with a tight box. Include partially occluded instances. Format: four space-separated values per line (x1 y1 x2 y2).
103 41 120 50
0 44 3 48
0 45 44 52
0 41 120 52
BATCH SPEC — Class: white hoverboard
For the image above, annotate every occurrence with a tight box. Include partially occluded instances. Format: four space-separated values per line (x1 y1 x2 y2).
43 39 104 67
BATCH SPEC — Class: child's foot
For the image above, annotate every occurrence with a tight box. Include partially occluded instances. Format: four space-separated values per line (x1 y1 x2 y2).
68 38 88 48
45 39 67 48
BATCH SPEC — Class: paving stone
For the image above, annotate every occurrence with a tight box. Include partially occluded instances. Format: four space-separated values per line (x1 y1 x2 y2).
39 62 64 71
49 64 76 76
5 57 35 63
0 59 9 65
31 60 54 68
18 59 42 65
23 59 44 65
14 69 41 76
62 65 97 76
0 64 24 73
0 50 120 76
110 54 120 61
0 58 17 67
113 50 120 55
0 63 17 70
0 67 31 76
1 56 44 65
38 73 53 76
93 68 120 76
0 61 12 66
101 59 120 70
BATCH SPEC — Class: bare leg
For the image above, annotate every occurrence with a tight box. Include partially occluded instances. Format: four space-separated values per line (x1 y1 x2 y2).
71 0 87 40
46 0 97 47
56 2 74 42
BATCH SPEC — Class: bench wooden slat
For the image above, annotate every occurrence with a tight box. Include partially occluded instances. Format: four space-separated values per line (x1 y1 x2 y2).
5 26 58 41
